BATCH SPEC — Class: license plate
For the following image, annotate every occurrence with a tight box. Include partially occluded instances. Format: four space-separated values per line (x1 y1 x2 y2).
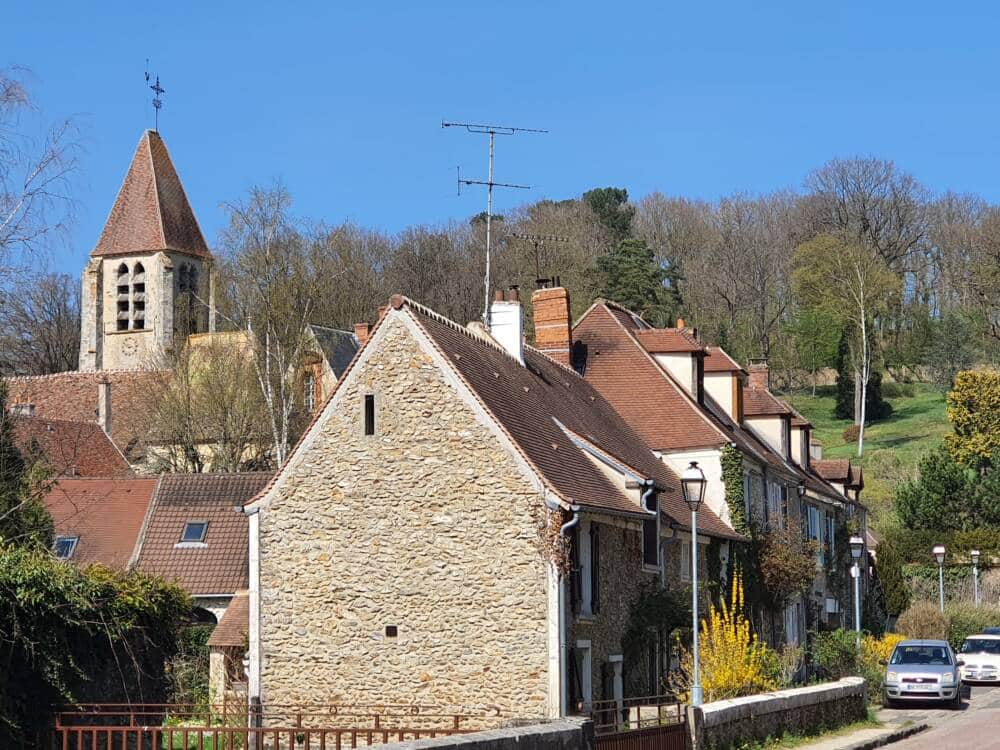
905 684 937 692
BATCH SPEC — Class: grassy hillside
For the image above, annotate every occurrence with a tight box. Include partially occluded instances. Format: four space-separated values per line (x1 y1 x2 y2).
783 383 950 527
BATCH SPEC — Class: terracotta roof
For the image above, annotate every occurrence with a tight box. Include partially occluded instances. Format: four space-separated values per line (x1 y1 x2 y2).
704 347 745 373
134 473 270 595
812 459 862 490
788 407 812 429
44 478 158 568
3 369 166 457
742 386 793 417
13 416 131 477
307 325 360 379
92 130 210 259
573 304 725 452
207 590 249 647
633 328 705 354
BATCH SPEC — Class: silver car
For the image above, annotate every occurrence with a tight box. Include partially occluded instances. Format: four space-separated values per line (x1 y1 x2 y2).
959 634 1000 683
883 639 963 708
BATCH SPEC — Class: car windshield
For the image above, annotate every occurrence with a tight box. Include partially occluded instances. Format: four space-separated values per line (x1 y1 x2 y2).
961 639 1000 654
890 645 953 665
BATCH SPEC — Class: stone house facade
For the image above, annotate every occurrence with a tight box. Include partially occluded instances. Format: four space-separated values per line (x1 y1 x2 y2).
244 289 740 719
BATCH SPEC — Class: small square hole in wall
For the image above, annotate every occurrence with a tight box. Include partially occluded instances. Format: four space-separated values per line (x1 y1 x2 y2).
385 625 398 638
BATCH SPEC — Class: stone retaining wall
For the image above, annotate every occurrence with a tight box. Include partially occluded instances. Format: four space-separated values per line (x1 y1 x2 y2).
689 677 866 750
376 718 594 750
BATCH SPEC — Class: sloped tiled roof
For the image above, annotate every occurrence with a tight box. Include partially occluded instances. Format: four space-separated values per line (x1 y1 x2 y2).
13 416 131 477
207 590 249 647
813 459 851 482
45 478 158 568
572 304 725 452
742 386 793 417
704 347 745 374
92 130 210 259
134 472 270 595
633 328 705 354
3 369 166 457
307 325 360 379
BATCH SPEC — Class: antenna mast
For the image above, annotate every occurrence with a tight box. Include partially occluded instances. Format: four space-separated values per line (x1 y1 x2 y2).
443 121 546 325
509 233 570 288
145 61 165 131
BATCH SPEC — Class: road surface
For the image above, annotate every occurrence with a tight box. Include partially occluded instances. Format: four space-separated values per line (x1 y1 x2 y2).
879 684 1000 749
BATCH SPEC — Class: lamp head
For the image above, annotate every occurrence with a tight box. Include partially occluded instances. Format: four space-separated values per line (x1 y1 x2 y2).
849 535 864 560
933 544 946 566
681 461 707 512
796 480 806 499
971 549 981 566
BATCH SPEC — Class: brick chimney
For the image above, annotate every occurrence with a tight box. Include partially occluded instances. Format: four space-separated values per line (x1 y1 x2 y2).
354 322 371 346
531 286 572 367
747 360 769 390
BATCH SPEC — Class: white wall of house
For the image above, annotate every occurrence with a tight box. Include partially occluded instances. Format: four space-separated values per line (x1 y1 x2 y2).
704 372 736 420
745 416 787 459
659 448 727 527
791 427 809 467
654 353 697 398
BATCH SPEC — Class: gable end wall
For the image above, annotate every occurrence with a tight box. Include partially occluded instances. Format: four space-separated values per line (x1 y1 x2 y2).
258 315 551 714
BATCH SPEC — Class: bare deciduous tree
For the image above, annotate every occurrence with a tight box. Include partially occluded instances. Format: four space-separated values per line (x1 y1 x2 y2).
0 271 79 375
0 67 81 281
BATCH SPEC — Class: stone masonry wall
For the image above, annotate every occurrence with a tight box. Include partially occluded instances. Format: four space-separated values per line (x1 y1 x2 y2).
259 315 552 716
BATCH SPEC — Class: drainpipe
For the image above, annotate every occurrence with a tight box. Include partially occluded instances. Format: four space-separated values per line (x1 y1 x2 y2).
546 496 579 717
237 503 261 706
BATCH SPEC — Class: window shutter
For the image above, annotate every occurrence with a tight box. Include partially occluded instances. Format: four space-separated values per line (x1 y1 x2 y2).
590 524 600 615
570 526 581 614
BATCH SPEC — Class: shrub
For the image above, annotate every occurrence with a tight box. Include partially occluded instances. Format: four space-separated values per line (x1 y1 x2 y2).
860 633 906 704
812 629 858 680
944 602 1000 651
896 601 950 640
758 520 819 607
669 572 778 702
881 382 915 399
843 424 860 444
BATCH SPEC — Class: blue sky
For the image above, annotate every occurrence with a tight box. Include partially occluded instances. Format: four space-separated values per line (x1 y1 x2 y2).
9 1 1000 275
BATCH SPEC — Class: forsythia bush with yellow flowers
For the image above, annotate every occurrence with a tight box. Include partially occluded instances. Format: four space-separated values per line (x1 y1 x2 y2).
670 573 779 702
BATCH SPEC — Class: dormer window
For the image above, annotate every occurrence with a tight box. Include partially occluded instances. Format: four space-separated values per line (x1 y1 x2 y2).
181 521 208 543
54 535 79 560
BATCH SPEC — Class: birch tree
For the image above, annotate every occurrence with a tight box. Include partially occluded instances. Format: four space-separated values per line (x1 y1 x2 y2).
0 68 82 280
217 185 322 465
793 235 900 456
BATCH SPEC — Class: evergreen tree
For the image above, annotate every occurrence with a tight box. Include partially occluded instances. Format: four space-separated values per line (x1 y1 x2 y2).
876 540 911 617
582 187 634 242
0 384 52 549
595 238 682 327
895 447 974 531
833 325 892 423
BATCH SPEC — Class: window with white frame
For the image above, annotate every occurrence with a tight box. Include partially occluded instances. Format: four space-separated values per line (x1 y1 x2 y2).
784 603 799 645
54 535 79 560
766 482 782 528
680 540 691 582
303 372 316 413
743 473 752 521
826 515 836 565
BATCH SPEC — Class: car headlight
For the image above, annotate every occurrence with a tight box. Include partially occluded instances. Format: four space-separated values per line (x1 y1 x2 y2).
942 672 954 683
886 671 897 682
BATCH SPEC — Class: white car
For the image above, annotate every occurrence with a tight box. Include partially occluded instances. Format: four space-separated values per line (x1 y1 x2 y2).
959 633 1000 683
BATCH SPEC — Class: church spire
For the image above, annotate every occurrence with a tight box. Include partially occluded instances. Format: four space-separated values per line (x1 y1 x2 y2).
91 130 211 259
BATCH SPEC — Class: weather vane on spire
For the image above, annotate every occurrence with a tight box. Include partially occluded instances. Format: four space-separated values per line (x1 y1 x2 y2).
145 60 165 131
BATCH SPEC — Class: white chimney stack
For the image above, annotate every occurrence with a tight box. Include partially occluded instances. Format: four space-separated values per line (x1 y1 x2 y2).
98 379 113 436
489 288 524 366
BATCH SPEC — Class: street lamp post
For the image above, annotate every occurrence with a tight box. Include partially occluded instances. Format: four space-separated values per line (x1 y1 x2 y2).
933 545 947 612
971 550 981 607
850 536 864 644
681 461 707 708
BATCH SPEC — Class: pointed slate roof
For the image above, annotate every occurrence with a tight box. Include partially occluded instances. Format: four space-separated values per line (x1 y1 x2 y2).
91 130 210 259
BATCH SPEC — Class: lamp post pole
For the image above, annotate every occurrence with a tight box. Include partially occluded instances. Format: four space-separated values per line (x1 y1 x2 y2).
933 545 946 612
972 550 981 607
849 537 864 648
681 461 707 708
690 507 702 707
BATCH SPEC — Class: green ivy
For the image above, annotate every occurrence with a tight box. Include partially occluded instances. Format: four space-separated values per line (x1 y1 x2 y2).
720 445 748 535
621 581 690 675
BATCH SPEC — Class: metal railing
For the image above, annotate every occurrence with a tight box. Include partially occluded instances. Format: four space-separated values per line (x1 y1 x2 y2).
53 702 502 750
589 694 685 736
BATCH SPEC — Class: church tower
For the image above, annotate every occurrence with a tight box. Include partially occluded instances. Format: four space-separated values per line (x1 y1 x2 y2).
79 130 215 371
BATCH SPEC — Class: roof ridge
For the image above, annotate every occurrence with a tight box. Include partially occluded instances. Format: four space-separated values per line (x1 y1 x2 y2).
398 295 528 365
308 323 356 335
13 414 101 428
3 368 169 382
146 131 168 249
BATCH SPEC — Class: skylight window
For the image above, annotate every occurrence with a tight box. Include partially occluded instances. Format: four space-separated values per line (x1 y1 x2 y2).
181 521 208 543
54 536 79 560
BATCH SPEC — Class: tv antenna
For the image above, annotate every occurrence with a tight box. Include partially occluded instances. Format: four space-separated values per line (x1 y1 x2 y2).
443 120 546 325
145 61 165 131
508 233 570 288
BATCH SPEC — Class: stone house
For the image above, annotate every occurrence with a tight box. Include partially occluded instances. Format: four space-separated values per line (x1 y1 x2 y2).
244 288 741 719
571 300 867 643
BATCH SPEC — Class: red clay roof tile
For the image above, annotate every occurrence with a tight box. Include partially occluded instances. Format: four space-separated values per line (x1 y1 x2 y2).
704 347 745 373
633 328 705 354
91 130 210 259
13 416 131 477
45 478 158 569
207 590 249 647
